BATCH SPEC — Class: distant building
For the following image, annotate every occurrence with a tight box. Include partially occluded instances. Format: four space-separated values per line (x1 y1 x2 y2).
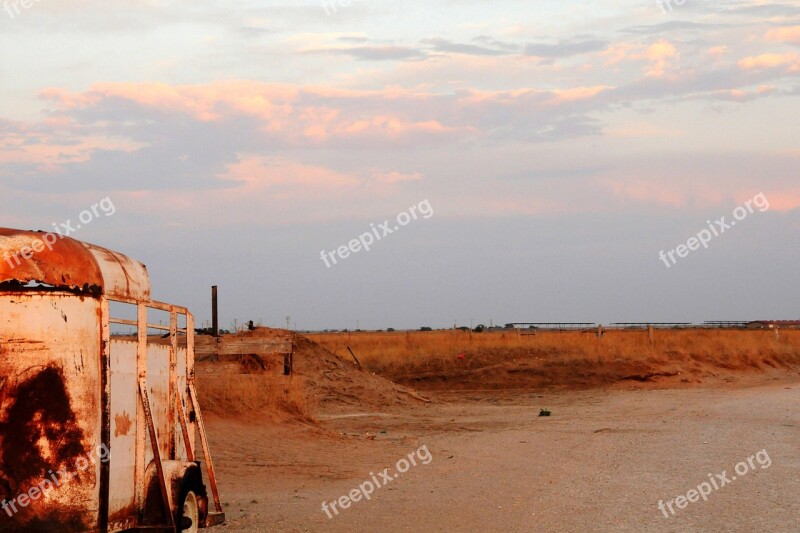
747 320 800 330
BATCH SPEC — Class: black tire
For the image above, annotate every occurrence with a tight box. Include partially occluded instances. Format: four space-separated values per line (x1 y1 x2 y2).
176 467 207 532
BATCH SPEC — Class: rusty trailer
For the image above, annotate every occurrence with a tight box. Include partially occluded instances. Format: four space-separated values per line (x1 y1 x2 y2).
0 228 225 532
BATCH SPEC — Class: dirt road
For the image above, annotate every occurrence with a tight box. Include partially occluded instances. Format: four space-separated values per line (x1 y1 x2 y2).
209 376 799 532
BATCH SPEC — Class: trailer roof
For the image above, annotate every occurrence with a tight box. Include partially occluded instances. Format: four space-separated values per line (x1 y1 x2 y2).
0 228 150 302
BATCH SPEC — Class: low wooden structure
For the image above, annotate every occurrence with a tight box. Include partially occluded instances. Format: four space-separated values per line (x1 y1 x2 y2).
194 333 294 375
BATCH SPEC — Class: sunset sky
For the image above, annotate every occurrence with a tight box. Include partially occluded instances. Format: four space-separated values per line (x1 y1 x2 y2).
1 0 799 329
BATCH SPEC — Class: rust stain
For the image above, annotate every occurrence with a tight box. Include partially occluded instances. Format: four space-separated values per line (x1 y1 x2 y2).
0 366 86 492
1 513 89 532
114 411 133 437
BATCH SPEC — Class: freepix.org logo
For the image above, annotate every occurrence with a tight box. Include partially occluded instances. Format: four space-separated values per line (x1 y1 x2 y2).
3 197 117 270
659 193 769 269
4 0 44 20
320 199 433 269
321 0 374 16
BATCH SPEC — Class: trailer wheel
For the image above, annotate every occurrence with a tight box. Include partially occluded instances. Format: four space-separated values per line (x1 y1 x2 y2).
178 489 199 533
176 466 206 532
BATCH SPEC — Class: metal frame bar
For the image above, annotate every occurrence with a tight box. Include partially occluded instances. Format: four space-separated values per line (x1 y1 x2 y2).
135 303 148 523
99 298 111 533
168 308 178 459
188 382 223 514
175 393 195 462
138 378 174 528
109 319 188 333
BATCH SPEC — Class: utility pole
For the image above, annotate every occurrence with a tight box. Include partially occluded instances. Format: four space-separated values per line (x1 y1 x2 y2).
211 285 219 337
286 316 291 331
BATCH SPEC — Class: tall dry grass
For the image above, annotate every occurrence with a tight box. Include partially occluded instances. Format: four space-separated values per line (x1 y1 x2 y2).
308 329 800 377
196 373 316 421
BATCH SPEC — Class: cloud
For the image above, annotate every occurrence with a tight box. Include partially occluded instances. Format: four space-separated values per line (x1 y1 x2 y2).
623 21 726 36
727 3 800 18
1 81 616 193
421 38 514 56
738 52 800 71
765 26 800 46
524 39 607 59
707 45 729 57
605 177 800 213
223 156 361 191
645 40 680 78
305 45 427 61
762 190 800 211
599 151 800 214
723 85 778 102
307 36 608 62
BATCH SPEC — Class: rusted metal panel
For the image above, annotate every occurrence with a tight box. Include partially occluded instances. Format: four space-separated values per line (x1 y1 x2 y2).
0 228 150 302
175 394 194 463
0 294 102 531
108 336 201 531
134 303 147 519
175 346 190 461
108 340 138 531
146 344 173 461
84 243 150 303
0 229 103 294
169 310 178 460
137 379 173 528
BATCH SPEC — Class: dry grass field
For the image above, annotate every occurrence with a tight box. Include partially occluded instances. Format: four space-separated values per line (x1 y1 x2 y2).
195 328 800 421
197 373 315 419
307 328 800 390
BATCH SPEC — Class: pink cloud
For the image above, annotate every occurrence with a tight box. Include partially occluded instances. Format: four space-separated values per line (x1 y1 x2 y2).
645 40 679 78
221 156 361 191
738 52 800 71
38 82 475 150
758 190 800 212
765 26 800 46
605 178 800 213
0 118 143 170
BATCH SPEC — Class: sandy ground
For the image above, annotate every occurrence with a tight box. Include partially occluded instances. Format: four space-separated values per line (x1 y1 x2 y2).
205 374 800 532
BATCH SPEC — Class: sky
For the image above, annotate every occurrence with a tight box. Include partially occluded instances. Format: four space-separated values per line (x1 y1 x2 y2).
1 0 799 330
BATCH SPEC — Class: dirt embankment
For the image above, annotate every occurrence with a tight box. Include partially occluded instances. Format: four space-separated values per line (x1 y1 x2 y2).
309 329 800 393
195 329 426 424
387 341 800 392
390 351 800 391
291 335 428 412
